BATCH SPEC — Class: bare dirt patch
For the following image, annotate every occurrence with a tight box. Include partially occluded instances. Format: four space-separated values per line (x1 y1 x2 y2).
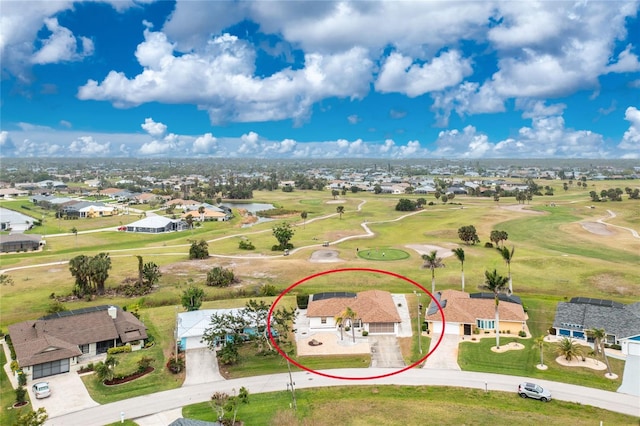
587 273 640 297
309 250 342 263
580 222 613 236
499 204 545 215
405 244 455 259
326 200 346 204
491 341 524 353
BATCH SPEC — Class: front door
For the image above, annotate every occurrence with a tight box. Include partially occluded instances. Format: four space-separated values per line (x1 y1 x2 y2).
464 324 472 335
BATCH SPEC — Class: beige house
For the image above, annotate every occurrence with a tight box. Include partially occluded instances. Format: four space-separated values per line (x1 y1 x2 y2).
425 290 527 336
307 290 402 335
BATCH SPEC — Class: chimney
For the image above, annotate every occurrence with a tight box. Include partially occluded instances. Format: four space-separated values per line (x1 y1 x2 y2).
108 306 117 319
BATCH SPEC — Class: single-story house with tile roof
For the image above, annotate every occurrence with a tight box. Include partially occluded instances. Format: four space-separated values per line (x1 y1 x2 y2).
8 305 147 381
125 216 187 233
552 297 640 350
307 290 402 335
424 290 527 336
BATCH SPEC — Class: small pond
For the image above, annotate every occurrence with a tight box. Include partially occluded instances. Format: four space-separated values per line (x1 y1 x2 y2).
221 202 276 227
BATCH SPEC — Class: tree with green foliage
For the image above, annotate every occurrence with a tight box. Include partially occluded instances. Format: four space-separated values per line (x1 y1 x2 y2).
300 211 308 228
69 254 92 297
421 250 445 295
0 274 15 286
181 286 205 311
189 239 209 259
395 198 417 211
555 337 583 361
89 252 111 295
206 266 235 287
336 205 344 219
16 407 48 426
416 198 427 208
479 269 509 349
451 247 465 292
335 306 358 343
272 222 294 251
95 355 119 382
373 184 382 194
458 225 480 245
71 226 78 247
497 245 515 294
489 230 508 247
142 261 162 287
331 189 339 199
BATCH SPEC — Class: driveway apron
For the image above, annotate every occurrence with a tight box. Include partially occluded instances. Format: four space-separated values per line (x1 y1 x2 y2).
183 347 225 386
369 336 405 368
423 334 461 370
30 371 99 418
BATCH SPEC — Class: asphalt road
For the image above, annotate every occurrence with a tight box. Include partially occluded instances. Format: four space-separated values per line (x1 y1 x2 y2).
46 368 640 425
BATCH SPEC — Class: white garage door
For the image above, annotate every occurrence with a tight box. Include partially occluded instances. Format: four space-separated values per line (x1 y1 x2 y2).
629 341 640 356
186 335 208 350
432 321 460 335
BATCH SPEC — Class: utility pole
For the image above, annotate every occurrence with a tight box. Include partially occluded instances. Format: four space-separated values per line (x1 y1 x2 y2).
414 291 422 354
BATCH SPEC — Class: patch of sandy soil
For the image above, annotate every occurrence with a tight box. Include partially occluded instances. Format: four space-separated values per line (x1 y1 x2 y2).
491 341 525 353
580 222 613 236
555 356 607 371
405 244 455 259
309 249 342 263
326 200 346 204
499 204 545 215
297 332 370 356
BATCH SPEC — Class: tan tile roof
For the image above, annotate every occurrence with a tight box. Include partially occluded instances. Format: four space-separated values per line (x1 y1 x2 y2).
425 290 526 324
307 290 401 323
8 306 147 367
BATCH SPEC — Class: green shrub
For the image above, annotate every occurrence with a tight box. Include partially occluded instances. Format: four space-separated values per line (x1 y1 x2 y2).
238 240 255 250
137 356 155 373
107 345 131 355
15 386 27 404
362 330 369 336
484 242 494 248
518 330 527 337
166 356 185 374
296 294 309 309
17 370 27 386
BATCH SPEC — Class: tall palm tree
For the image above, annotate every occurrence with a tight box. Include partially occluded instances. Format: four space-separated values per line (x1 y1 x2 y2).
336 205 344 219
335 307 358 343
301 211 308 229
198 205 205 222
555 337 583 361
451 248 465 292
587 328 613 376
498 245 515 294
421 250 445 295
480 269 509 349
533 335 546 367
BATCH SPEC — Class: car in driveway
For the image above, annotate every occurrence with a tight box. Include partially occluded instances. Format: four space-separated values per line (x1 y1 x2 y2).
32 382 51 399
518 382 551 402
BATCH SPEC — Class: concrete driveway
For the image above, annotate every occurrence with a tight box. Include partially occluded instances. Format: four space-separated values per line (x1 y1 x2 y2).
183 347 224 386
30 372 98 418
369 336 405 368
423 334 461 370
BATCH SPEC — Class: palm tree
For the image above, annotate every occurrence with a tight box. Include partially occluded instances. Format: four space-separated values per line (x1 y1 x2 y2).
480 269 509 349
71 227 78 247
301 211 308 229
335 307 358 343
421 250 445 295
587 328 612 376
497 245 515 294
533 335 546 367
198 205 205 222
555 337 583 361
336 205 344 219
451 248 465 292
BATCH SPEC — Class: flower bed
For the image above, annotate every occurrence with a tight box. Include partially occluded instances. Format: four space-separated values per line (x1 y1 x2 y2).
104 367 154 386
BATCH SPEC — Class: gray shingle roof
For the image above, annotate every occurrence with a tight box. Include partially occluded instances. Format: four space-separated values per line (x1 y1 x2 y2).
553 299 640 339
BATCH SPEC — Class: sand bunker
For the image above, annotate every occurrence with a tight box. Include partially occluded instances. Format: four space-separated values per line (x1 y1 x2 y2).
326 200 346 204
500 204 545 215
405 244 455 259
309 249 342 263
580 222 613 236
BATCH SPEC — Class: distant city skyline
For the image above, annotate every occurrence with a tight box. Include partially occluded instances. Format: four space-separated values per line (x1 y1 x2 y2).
1 1 639 159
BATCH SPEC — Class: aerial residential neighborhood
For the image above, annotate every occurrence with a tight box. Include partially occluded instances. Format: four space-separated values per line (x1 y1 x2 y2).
0 157 638 425
2 1 640 424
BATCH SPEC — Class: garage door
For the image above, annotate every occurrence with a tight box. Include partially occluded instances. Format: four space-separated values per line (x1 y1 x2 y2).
629 342 640 356
431 321 460 335
369 323 395 333
33 359 70 379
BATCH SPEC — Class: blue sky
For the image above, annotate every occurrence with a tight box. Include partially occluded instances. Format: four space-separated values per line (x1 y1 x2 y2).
1 0 640 159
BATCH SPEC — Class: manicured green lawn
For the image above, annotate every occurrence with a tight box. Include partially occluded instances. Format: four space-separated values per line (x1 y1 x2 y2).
182 385 639 425
459 338 624 392
0 344 32 426
357 248 410 261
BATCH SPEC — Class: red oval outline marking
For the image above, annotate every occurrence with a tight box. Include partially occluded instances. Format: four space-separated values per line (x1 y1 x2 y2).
267 267 445 380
